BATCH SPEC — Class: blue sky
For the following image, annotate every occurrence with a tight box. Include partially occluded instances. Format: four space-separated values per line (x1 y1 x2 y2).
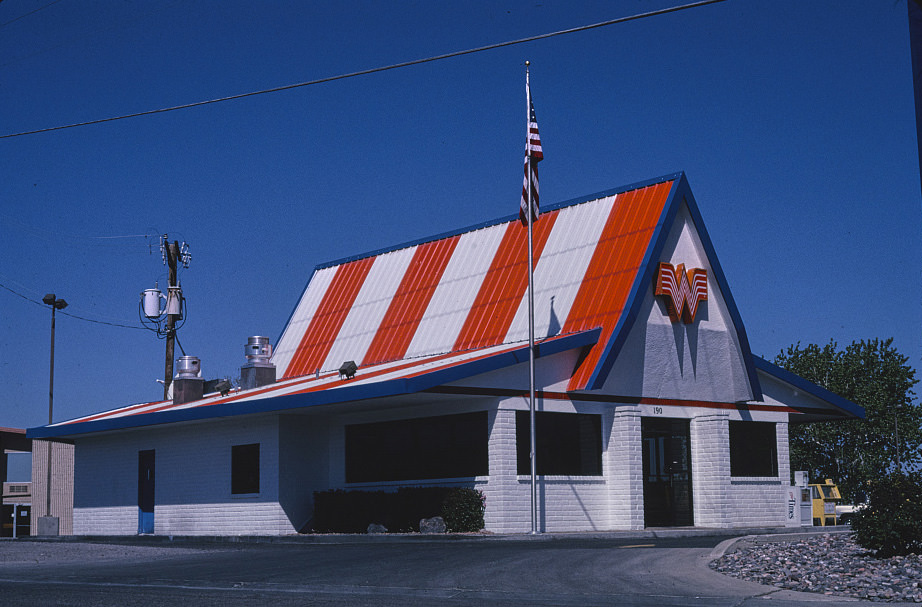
1 1 920 480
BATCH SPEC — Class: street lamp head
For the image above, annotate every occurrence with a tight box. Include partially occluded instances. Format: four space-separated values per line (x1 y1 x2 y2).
43 294 67 310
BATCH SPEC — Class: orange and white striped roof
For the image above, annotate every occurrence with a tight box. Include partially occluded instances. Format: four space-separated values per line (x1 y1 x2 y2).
274 177 677 392
31 172 787 439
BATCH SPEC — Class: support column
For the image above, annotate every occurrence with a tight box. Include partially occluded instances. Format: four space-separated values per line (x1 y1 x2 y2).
607 407 644 530
690 413 730 528
483 407 527 533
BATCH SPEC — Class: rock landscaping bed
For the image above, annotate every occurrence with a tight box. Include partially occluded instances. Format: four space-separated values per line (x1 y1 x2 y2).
711 532 922 602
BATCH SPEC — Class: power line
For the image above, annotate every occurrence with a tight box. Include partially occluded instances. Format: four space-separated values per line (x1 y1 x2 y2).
0 0 64 29
0 0 726 140
0 281 145 330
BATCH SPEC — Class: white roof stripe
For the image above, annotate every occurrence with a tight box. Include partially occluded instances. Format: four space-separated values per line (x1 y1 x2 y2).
404 225 506 359
505 195 617 343
322 246 416 371
272 266 337 377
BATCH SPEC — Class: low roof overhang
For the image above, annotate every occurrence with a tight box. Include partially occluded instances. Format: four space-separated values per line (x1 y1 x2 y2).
28 328 601 440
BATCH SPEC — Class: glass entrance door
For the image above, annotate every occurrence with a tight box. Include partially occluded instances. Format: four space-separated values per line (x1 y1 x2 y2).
642 418 692 527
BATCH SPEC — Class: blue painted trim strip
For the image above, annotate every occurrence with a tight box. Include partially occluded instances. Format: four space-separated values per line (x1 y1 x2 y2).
584 173 764 401
752 356 865 419
26 329 601 440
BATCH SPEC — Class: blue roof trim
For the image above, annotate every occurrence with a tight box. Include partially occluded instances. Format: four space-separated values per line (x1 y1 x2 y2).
584 173 764 401
27 328 601 440
752 356 865 419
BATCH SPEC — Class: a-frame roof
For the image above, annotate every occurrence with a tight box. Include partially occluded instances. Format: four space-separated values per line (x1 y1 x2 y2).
272 171 761 395
32 172 863 439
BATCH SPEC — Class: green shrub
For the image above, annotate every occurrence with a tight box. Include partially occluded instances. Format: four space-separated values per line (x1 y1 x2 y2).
440 488 485 532
851 472 922 557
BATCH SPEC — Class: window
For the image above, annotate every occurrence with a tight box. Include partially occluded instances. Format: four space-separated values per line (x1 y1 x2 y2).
231 443 260 494
516 410 602 476
345 412 488 483
729 421 777 477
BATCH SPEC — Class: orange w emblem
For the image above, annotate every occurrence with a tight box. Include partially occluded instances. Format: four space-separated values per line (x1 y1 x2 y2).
654 263 708 324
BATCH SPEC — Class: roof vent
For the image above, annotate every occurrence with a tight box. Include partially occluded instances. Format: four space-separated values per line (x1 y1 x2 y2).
173 356 204 404
241 336 276 389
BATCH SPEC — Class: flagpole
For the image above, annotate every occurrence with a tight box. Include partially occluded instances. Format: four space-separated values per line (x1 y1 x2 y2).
525 61 538 535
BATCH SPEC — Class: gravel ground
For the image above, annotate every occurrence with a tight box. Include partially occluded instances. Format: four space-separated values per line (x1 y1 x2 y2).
711 532 922 603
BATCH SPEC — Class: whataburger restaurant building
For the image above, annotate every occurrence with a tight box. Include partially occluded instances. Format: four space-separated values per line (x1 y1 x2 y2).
30 173 863 535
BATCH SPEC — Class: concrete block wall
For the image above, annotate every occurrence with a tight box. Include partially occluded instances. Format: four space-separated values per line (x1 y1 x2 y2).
727 479 786 526
607 407 644 530
279 414 330 533
690 413 730 527
483 405 609 533
726 420 791 528
74 415 292 536
482 408 523 532
30 440 74 535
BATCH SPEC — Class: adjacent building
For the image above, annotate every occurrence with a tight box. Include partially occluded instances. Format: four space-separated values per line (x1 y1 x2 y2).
28 173 863 535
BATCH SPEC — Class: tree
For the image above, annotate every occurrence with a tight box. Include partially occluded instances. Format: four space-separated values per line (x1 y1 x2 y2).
775 338 921 503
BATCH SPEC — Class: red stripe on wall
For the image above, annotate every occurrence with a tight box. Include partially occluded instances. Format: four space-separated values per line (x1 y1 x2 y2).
284 256 376 378
565 182 674 390
452 211 559 352
362 236 460 365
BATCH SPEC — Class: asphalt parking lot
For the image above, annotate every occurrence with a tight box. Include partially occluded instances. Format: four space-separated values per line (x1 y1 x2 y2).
0 530 895 606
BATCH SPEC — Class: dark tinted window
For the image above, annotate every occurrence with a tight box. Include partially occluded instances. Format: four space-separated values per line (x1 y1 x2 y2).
729 421 777 477
346 412 488 483
516 410 602 476
232 443 260 494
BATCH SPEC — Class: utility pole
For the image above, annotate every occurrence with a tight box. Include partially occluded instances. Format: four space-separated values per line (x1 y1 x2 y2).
163 240 180 400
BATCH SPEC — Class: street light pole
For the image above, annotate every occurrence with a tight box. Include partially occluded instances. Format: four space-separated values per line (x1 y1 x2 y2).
41 293 67 536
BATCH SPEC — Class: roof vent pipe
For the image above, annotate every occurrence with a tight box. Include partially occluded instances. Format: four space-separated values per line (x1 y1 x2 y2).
173 356 204 404
241 336 276 389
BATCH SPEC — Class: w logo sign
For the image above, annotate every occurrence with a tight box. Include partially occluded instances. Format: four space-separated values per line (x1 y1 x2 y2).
655 263 708 324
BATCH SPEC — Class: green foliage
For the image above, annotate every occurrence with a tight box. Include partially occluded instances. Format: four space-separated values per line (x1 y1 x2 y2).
311 487 485 533
440 488 486 532
774 338 921 503
851 472 922 557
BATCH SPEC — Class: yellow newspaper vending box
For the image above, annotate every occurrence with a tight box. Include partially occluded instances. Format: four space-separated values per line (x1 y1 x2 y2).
809 479 842 526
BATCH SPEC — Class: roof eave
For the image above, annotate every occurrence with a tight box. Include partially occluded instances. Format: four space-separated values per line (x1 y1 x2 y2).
27 328 601 440
752 356 865 419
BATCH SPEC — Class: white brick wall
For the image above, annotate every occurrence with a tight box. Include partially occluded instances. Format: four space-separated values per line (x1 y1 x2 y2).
725 420 791 528
483 403 609 533
71 401 795 535
74 416 292 536
690 413 731 527
607 407 644 530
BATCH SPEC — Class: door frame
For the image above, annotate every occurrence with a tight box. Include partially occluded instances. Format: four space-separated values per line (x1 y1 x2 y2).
138 449 155 534
641 417 693 527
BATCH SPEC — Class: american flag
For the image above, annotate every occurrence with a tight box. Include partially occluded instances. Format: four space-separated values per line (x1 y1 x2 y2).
519 94 543 225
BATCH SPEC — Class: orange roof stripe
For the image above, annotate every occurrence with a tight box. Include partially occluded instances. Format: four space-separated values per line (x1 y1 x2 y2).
566 181 672 389
362 235 460 366
285 256 375 378
452 210 559 351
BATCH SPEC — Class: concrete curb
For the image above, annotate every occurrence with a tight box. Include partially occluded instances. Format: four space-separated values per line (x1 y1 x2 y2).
14 525 853 547
707 527 852 560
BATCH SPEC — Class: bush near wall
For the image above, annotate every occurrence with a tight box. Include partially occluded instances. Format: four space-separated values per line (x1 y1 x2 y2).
851 472 922 557
312 487 485 533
